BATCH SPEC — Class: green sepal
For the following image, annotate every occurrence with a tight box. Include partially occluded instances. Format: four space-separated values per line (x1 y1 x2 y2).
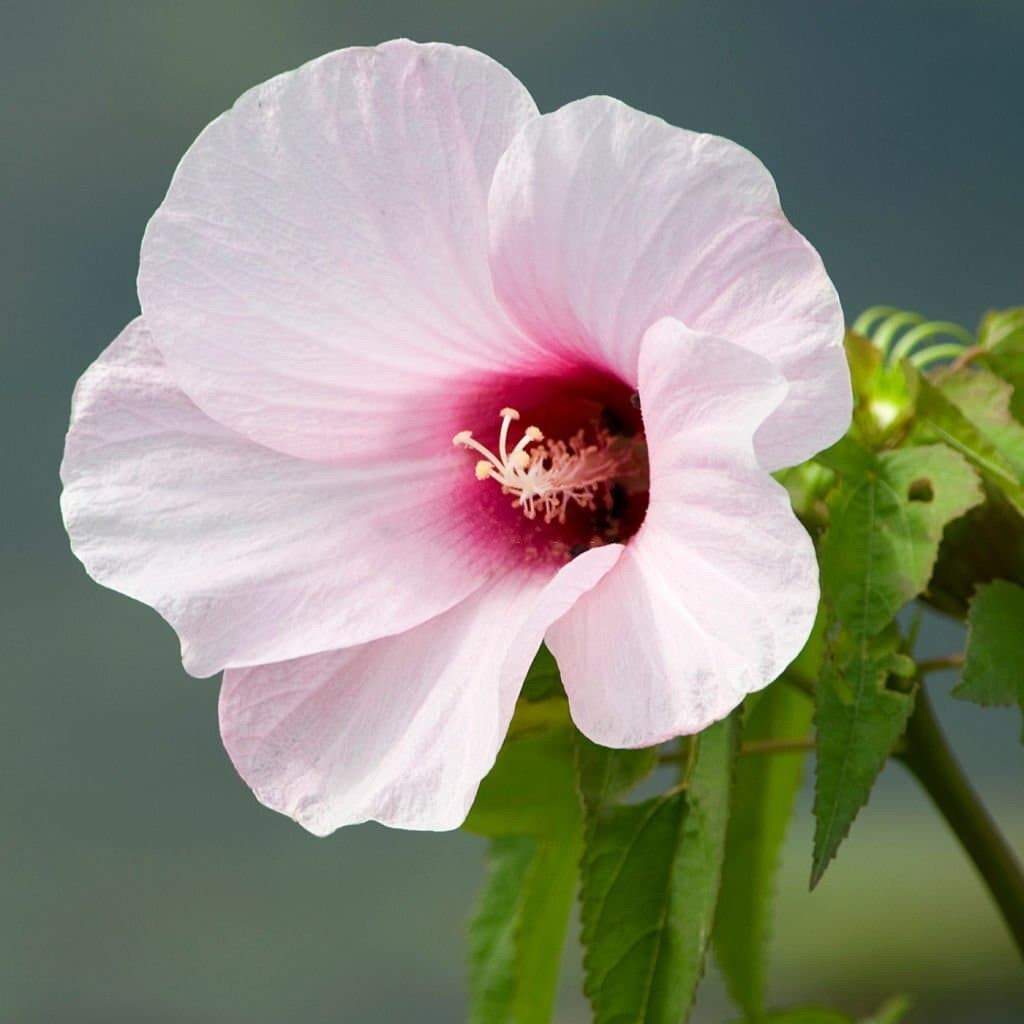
842 331 913 445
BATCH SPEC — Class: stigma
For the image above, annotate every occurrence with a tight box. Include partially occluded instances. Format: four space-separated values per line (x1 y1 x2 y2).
452 407 646 525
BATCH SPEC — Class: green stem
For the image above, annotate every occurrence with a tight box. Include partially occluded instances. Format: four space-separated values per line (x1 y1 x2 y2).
897 686 1024 959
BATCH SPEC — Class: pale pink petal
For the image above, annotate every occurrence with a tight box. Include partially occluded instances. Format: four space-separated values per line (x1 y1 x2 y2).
487 95 850 471
547 318 819 747
139 40 551 463
60 320 505 677
220 548 621 834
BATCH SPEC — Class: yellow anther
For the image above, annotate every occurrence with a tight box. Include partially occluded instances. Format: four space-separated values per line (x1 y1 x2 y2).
525 425 544 442
452 430 473 447
475 460 494 480
499 407 521 421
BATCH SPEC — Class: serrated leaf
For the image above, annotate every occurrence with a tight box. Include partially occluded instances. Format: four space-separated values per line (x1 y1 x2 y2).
812 630 915 888
908 367 1024 515
819 442 984 634
468 831 582 1024
936 366 1024 480
714 684 814 1017
466 695 584 1024
953 580 1024 738
579 720 732 1024
813 441 976 886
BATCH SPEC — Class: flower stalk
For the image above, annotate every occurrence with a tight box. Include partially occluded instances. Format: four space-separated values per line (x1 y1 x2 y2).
897 686 1024 959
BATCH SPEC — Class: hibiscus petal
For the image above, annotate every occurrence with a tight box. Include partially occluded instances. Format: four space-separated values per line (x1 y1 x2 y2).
220 548 621 834
547 318 819 747
487 95 850 471
60 320 502 677
139 40 547 463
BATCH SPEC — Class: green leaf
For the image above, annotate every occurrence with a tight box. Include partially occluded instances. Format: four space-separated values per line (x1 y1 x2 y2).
953 580 1024 737
979 306 1024 353
727 1009 853 1024
468 831 582 1024
811 629 916 888
819 441 984 634
466 695 585 1023
463 699 579 838
813 441 979 887
908 367 1024 515
575 735 660 810
978 308 1024 418
714 684 814 1018
521 643 564 702
936 366 1024 480
579 720 733 1024
726 1002 909 1024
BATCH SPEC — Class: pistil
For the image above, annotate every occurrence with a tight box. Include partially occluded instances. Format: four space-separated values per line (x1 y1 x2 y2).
453 408 647 525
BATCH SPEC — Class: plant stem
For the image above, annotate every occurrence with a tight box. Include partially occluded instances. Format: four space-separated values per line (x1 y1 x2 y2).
916 653 965 674
897 686 1024 959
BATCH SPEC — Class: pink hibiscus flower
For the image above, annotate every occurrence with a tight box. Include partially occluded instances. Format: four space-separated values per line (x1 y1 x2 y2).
60 40 850 834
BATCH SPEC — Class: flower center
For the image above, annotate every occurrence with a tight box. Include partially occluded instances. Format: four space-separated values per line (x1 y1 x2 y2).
453 405 648 554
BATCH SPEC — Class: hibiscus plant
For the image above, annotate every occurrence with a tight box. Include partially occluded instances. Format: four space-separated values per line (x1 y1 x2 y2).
60 41 1023 1024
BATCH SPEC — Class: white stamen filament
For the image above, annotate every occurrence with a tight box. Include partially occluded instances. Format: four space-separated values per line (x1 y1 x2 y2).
453 408 643 524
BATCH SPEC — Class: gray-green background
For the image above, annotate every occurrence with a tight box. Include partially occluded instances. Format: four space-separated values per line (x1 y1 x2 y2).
3 2 1022 1021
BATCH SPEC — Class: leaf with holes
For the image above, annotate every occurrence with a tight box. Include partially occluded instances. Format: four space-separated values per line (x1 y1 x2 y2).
579 719 733 1024
819 441 983 634
953 579 1024 739
714 683 814 1017
811 628 916 888
813 441 978 886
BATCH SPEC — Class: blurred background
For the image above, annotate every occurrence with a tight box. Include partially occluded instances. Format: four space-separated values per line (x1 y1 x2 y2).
3 1 1022 1021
